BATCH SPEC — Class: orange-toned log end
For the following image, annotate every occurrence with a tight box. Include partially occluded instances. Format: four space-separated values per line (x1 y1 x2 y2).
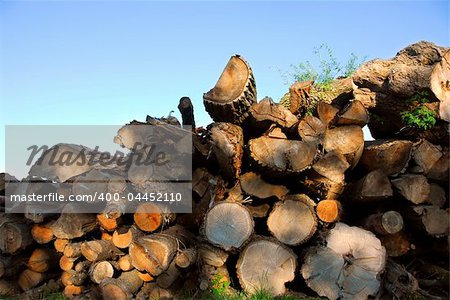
63 285 83 298
28 248 57 273
60 255 77 271
97 213 118 232
112 229 133 249
54 239 69 253
316 200 341 223
31 223 54 244
138 271 154 282
133 203 163 232
101 232 113 241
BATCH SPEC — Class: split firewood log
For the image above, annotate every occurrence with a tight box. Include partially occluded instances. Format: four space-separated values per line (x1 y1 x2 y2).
430 50 450 121
312 151 350 183
203 202 254 251
114 256 132 272
391 174 430 204
54 238 69 253
246 203 271 218
236 237 297 296
427 148 449 181
363 211 404 235
239 172 288 199
197 243 229 267
249 136 318 175
31 221 55 244
335 100 369 126
411 205 449 236
51 205 97 239
303 173 345 200
297 115 325 142
64 242 83 258
59 255 78 271
89 261 115 284
81 240 123 262
317 102 340 127
28 248 58 273
97 213 119 232
323 125 364 168
301 223 386 300
267 194 317 245
0 214 32 254
203 55 256 124
348 169 393 202
174 248 197 269
248 97 298 132
129 225 191 276
18 269 47 291
412 139 443 174
133 202 174 233
63 285 84 298
100 269 144 300
427 183 446 207
359 140 413 175
112 225 144 249
316 199 341 223
208 122 244 180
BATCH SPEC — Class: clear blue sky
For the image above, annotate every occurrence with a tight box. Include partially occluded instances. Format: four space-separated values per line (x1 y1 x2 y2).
0 1 449 172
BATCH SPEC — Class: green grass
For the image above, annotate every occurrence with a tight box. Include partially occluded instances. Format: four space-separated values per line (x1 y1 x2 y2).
401 105 436 130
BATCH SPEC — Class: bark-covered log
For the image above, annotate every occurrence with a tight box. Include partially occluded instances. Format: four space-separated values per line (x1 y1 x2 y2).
197 243 229 267
364 211 404 235
249 136 318 175
239 172 288 200
203 202 253 251
301 223 386 300
359 140 413 175
0 215 32 254
208 122 244 180
317 102 340 127
267 194 317 245
203 55 257 124
237 237 297 296
174 248 197 269
178 96 196 128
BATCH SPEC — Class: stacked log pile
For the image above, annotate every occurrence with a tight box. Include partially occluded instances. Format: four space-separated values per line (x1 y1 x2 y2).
0 42 449 299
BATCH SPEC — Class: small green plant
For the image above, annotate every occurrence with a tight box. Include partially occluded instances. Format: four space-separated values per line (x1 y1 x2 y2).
285 44 366 90
401 105 436 130
210 274 232 299
407 90 431 104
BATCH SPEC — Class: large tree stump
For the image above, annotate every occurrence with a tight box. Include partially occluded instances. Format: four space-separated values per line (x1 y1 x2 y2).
236 237 297 296
203 202 253 251
323 125 364 168
203 55 257 124
249 136 318 175
267 195 317 245
301 223 386 300
208 122 244 180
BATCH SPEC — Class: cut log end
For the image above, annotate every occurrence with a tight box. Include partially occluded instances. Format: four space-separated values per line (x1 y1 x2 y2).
316 200 341 223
